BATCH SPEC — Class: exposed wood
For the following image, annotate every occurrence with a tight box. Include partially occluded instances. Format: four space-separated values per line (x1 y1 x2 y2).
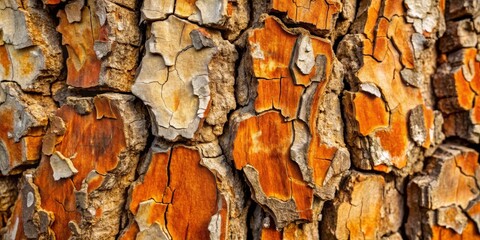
406 144 480 239
1 0 480 239
227 14 350 228
56 0 140 91
269 0 342 35
0 0 63 93
321 171 403 239
339 0 442 173
132 15 237 141
4 94 147 239
0 83 54 175
122 145 222 239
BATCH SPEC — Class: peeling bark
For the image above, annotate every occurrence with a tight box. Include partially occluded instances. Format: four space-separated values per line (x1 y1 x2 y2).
0 0 63 93
56 0 141 91
4 94 147 239
0 83 55 175
321 171 403 239
406 144 480 239
1 0 480 239
226 15 349 228
340 0 443 174
122 145 221 239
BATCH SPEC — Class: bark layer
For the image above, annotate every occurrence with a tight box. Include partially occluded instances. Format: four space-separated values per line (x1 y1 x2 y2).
0 0 480 239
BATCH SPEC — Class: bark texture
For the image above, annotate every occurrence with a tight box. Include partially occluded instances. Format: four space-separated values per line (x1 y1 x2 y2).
0 0 480 239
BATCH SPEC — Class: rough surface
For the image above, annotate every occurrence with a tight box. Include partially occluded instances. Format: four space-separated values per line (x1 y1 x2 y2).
0 176 17 230
121 145 222 239
406 144 480 239
4 94 147 239
0 0 63 93
339 0 442 174
227 15 349 228
434 44 480 143
0 83 54 175
56 0 141 91
132 16 236 141
268 0 342 35
1 0 480 239
321 171 404 239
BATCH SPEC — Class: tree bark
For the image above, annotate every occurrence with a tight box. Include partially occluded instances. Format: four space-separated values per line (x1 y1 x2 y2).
0 0 480 239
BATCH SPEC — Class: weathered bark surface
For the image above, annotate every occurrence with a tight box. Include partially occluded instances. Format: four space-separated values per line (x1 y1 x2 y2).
0 0 63 93
434 9 480 144
406 144 480 239
56 0 141 91
322 171 403 239
0 83 56 175
4 94 147 239
340 0 444 174
0 0 480 239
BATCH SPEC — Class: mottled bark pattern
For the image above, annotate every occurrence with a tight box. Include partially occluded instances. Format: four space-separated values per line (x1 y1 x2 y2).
0 0 479 239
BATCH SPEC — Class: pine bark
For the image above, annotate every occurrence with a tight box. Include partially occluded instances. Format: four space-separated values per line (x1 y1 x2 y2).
0 0 480 239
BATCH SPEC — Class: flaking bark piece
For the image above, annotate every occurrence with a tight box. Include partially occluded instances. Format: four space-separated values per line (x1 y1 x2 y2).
57 0 140 91
6 94 147 239
321 171 403 239
49 151 78 181
339 0 438 174
434 48 480 143
267 0 342 35
122 145 223 239
406 144 480 239
165 0 249 40
409 105 428 146
0 0 63 93
0 83 54 175
229 15 348 228
133 15 236 141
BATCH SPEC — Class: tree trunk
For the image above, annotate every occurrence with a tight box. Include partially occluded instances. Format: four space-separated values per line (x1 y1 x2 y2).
0 0 480 239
